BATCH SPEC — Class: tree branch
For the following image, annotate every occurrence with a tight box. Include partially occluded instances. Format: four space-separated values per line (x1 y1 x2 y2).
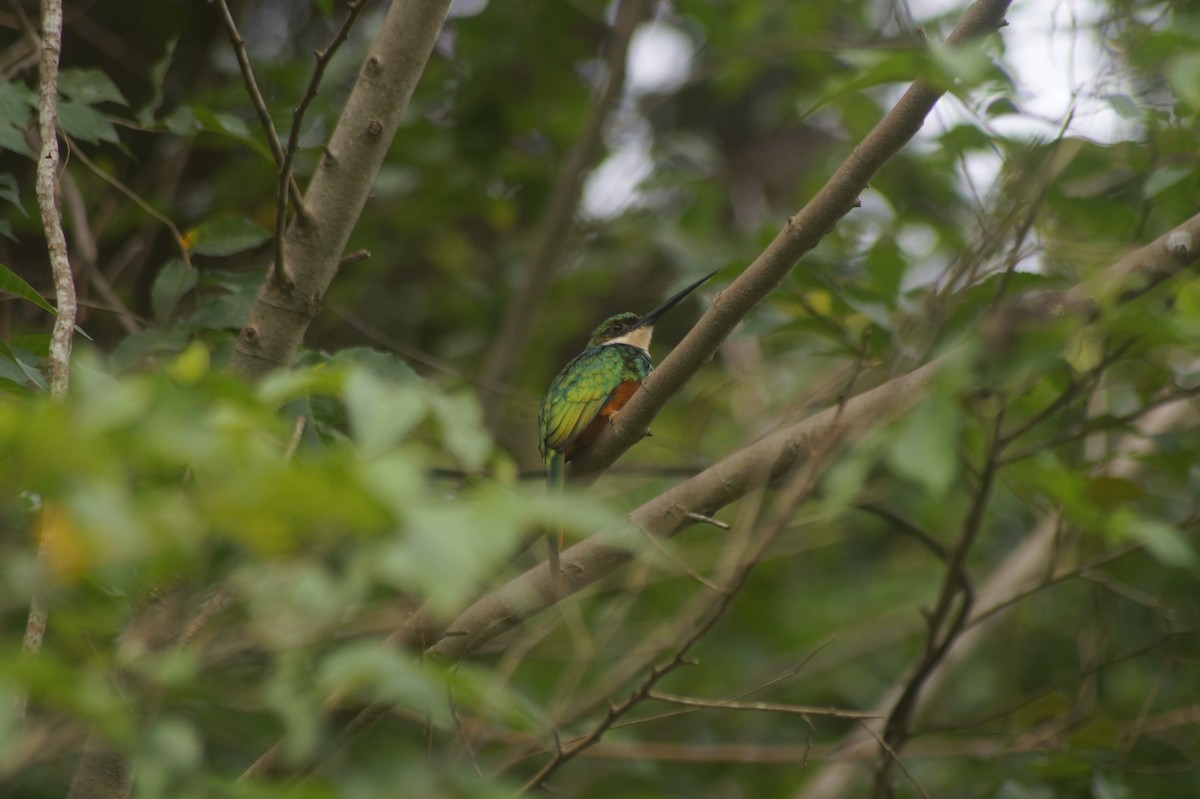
271 0 370 281
568 0 1015 481
34 0 72 398
791 397 1200 799
228 0 452 381
19 0 72 725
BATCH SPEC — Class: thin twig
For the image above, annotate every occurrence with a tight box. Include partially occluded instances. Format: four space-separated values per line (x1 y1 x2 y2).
211 0 284 163
684 511 730 530
60 167 140 334
271 0 369 283
634 524 725 593
647 691 878 720
871 408 1006 798
857 719 933 799
283 415 307 461
518 347 865 794
66 136 193 270
19 0 71 724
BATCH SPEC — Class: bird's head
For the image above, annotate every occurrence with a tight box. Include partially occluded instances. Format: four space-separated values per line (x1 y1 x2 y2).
586 271 718 351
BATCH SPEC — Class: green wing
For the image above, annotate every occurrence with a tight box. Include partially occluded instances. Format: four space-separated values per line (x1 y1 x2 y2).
538 347 627 463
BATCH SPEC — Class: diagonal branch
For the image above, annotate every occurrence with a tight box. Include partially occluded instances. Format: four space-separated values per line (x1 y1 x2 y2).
228 0 453 381
211 0 305 215
568 0 1014 481
519 400 848 793
272 0 370 281
422 199 1200 667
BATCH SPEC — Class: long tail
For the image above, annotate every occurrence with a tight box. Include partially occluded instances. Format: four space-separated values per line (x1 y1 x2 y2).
547 452 564 584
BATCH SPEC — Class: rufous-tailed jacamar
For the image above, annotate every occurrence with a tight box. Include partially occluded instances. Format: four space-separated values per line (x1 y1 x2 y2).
538 271 716 562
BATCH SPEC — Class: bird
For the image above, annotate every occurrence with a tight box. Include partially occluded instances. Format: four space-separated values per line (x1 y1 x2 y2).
537 270 716 576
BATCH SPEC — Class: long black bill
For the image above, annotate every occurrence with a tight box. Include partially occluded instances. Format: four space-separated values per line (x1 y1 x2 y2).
632 270 718 330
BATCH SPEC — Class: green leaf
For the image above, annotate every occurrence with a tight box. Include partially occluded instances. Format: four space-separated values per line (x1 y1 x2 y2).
1167 53 1200 109
1103 93 1141 120
429 392 491 470
0 346 31 385
0 124 32 158
12 334 50 356
343 368 426 459
161 105 200 136
1085 476 1142 512
0 262 56 314
326 347 418 383
1122 515 1198 568
137 37 177 124
0 173 24 215
0 343 47 391
150 259 197 322
57 98 119 144
1143 165 1193 199
183 215 270 257
0 81 35 125
108 325 190 372
886 392 960 498
58 68 128 106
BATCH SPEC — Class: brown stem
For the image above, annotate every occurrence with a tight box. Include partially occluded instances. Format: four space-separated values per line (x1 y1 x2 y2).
229 0 453 381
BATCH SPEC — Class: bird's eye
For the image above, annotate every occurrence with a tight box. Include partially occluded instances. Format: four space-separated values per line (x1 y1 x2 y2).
612 323 624 333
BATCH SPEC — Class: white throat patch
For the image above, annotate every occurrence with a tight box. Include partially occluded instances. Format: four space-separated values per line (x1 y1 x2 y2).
603 326 653 352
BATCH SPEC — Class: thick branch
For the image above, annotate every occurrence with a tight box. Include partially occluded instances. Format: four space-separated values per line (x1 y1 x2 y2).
427 358 941 664
568 0 1014 479
228 0 452 381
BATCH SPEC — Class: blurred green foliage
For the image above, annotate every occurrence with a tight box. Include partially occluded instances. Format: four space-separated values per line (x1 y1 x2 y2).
1 0 1200 797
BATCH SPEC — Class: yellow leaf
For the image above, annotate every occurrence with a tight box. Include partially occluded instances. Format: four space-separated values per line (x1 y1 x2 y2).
38 503 92 581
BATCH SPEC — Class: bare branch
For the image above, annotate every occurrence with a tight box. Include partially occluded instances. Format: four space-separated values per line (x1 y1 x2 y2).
34 0 72 397
518 364 852 792
229 0 453 381
648 691 877 720
211 0 283 162
67 138 193 271
60 169 140 334
20 0 71 724
870 409 1004 797
272 0 369 282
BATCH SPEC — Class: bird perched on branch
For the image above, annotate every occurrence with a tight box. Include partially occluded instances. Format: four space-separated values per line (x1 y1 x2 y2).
537 271 716 575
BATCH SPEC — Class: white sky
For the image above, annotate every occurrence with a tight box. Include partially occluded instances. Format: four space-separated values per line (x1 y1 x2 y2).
583 0 1138 218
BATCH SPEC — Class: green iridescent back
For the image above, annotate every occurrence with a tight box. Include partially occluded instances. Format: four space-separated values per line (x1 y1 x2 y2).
538 336 652 465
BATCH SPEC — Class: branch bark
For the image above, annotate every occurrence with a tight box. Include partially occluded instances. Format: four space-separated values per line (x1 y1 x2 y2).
35 0 73 398
792 396 1200 799
424 195 1200 662
19 0 73 725
227 0 452 381
568 0 1014 480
